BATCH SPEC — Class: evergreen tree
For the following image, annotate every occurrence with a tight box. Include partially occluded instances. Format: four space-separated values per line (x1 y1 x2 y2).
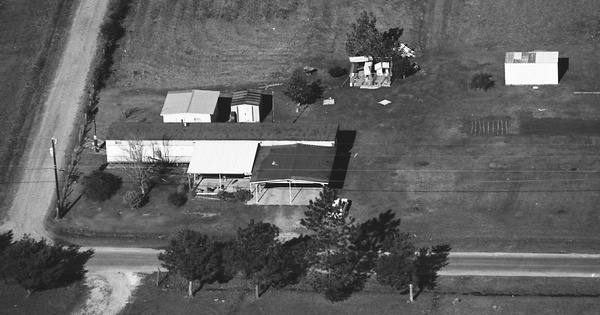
158 229 228 297
228 220 283 298
345 11 385 57
1 235 94 294
374 233 417 293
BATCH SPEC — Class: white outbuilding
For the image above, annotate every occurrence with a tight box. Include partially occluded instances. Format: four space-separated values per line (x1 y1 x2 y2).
504 51 559 85
230 89 263 123
160 90 220 123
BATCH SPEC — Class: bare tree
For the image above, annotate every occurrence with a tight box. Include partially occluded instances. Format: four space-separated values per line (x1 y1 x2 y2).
122 135 156 196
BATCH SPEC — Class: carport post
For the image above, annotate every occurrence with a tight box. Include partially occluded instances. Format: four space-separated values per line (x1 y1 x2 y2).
289 181 292 205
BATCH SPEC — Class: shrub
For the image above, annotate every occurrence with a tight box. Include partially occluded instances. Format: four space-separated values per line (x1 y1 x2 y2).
470 73 495 91
82 170 122 202
218 188 253 203
328 66 348 78
176 183 188 195
168 192 187 207
123 190 144 209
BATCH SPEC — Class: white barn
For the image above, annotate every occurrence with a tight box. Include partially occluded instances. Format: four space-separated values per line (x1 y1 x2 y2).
504 51 559 85
230 89 262 123
160 90 220 123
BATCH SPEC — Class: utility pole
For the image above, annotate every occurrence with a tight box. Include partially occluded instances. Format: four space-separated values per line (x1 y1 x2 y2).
271 90 274 123
50 138 61 218
93 117 99 152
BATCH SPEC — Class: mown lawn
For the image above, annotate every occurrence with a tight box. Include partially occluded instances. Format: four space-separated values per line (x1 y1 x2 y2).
57 0 600 253
0 281 88 315
120 274 600 315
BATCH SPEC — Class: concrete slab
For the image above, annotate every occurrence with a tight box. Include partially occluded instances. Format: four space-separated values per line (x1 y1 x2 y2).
247 186 322 206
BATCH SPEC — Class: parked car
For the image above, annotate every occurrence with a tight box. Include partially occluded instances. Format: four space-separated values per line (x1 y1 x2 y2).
331 198 351 219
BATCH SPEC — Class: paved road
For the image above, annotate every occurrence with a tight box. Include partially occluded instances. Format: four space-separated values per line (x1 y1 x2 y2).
86 247 163 273
440 252 600 278
87 248 600 278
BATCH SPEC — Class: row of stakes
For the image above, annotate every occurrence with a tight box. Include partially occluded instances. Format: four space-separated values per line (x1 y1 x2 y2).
470 120 509 135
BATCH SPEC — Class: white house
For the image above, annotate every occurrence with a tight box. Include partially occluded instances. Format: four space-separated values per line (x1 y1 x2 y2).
504 51 559 85
105 122 339 164
160 90 220 123
230 89 262 123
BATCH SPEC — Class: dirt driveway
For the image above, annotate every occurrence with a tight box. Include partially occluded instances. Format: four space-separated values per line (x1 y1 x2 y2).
0 0 109 240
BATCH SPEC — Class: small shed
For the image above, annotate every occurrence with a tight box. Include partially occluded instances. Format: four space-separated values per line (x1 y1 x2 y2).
504 51 559 85
230 89 262 123
348 56 392 89
160 90 220 123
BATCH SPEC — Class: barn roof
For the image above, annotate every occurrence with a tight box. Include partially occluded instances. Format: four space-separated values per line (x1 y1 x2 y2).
505 51 559 64
187 141 259 175
160 90 220 116
231 89 262 107
250 144 336 184
106 122 339 142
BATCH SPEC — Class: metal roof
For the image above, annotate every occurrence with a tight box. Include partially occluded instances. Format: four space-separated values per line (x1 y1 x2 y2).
505 51 559 64
160 90 220 116
231 89 262 107
107 122 339 142
250 144 336 184
187 141 259 175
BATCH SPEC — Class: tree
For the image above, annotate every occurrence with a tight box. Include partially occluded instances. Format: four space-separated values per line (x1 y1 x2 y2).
227 220 285 298
307 247 370 302
415 244 451 292
301 188 372 302
158 229 228 297
374 233 417 293
122 136 157 196
0 230 12 253
283 69 325 105
0 235 94 294
82 170 122 202
345 11 384 57
346 11 416 79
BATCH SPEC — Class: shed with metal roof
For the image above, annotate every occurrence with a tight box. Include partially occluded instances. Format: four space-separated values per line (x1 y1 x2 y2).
230 89 263 123
504 51 559 85
160 90 220 123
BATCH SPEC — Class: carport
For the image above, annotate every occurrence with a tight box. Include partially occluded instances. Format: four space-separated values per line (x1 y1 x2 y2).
187 141 259 189
250 144 336 205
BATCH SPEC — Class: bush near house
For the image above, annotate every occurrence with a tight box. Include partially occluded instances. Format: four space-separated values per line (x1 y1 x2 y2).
123 190 144 208
81 170 122 202
168 192 187 207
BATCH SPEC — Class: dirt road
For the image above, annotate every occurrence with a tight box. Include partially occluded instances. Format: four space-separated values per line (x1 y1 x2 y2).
0 0 109 240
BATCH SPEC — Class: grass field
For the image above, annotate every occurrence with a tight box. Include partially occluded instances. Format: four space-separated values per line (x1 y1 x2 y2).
56 0 600 254
120 274 600 315
0 0 77 216
0 281 87 315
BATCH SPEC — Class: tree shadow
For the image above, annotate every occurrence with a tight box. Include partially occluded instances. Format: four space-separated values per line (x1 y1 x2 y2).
558 57 569 83
329 130 356 189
